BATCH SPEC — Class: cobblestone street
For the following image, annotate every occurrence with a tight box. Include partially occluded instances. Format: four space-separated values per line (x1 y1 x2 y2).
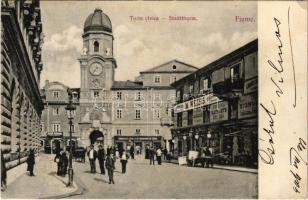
70 155 258 199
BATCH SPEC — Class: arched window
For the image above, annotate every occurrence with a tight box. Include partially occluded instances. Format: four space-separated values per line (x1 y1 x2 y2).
94 41 99 52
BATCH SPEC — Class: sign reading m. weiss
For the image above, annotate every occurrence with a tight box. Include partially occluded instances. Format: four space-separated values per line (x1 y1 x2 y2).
174 93 220 113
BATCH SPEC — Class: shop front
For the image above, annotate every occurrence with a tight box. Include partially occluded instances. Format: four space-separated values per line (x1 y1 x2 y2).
113 135 162 155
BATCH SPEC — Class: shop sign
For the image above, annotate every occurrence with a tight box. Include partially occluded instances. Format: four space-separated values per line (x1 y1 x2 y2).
244 78 257 94
238 94 257 119
174 93 221 113
182 111 188 127
193 108 203 125
116 137 160 141
210 101 228 122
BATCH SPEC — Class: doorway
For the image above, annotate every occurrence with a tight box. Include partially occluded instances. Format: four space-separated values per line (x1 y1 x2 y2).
89 130 104 146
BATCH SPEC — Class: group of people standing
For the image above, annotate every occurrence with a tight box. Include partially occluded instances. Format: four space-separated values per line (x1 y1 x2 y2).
148 147 165 165
87 144 129 184
54 151 69 176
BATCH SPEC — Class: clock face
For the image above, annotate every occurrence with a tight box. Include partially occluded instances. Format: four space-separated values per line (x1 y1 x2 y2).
90 63 103 75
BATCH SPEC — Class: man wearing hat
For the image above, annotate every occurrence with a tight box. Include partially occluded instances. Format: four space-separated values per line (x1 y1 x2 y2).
87 145 97 173
97 145 106 174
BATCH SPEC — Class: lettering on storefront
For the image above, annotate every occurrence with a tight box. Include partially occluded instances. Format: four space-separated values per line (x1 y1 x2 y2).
244 78 257 94
116 137 160 141
174 93 221 113
238 94 257 119
210 101 228 122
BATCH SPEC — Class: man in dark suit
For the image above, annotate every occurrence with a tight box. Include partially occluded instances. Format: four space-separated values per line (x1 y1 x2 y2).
97 145 106 174
87 145 97 173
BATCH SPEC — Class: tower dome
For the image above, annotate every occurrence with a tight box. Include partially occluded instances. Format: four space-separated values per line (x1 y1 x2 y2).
84 8 112 33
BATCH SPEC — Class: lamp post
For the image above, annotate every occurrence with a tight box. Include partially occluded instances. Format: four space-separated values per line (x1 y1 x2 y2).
207 131 212 148
183 135 187 156
65 89 76 187
194 133 199 150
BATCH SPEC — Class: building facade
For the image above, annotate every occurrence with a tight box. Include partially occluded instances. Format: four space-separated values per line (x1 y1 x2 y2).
1 0 44 169
40 9 197 154
111 60 197 154
40 81 80 153
171 40 258 168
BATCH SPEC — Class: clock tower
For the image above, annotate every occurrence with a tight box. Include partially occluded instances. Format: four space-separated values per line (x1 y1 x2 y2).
78 8 117 147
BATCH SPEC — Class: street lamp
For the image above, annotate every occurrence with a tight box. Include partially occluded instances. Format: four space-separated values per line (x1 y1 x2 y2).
65 89 76 187
207 131 212 148
194 133 199 150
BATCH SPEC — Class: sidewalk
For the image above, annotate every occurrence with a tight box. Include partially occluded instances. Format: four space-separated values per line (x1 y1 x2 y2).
1 154 82 199
163 159 258 174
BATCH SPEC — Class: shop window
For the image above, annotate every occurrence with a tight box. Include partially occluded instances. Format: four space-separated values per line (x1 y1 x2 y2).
94 41 99 52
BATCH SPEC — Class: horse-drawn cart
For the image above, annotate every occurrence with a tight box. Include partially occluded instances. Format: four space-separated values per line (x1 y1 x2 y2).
73 147 86 163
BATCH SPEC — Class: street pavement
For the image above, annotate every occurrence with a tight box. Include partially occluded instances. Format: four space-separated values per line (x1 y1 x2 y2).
1 154 79 199
69 154 258 199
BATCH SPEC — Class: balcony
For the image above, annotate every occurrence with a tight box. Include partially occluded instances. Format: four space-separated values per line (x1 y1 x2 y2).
160 117 174 126
212 78 244 99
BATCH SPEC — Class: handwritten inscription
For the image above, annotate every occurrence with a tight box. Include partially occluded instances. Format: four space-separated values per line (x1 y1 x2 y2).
289 138 307 193
259 16 285 165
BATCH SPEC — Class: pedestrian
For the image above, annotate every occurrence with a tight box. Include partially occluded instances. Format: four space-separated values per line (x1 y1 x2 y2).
54 152 61 175
97 145 106 175
149 146 155 165
205 147 214 167
105 153 115 184
156 147 162 165
163 148 168 160
60 151 68 176
27 149 35 176
120 151 128 173
1 151 7 191
87 145 97 173
107 145 111 155
130 145 134 159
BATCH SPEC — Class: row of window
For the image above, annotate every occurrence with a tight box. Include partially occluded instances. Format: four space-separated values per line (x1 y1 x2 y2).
116 129 160 136
178 63 242 101
154 75 177 84
51 91 78 99
40 123 76 133
116 109 161 119
52 108 76 116
115 91 162 101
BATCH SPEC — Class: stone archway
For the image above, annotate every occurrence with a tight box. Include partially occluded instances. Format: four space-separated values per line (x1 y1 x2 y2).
89 130 104 145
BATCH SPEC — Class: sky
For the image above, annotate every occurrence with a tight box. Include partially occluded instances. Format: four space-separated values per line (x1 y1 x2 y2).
40 1 257 88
